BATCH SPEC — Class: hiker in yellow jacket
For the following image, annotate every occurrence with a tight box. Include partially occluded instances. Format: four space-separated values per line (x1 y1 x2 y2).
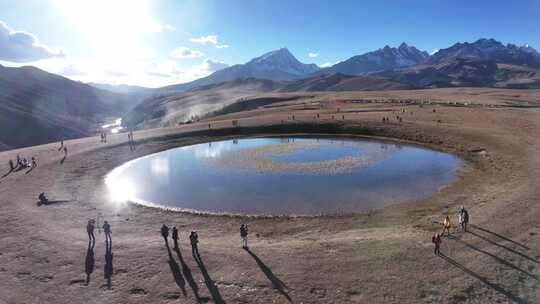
442 215 452 236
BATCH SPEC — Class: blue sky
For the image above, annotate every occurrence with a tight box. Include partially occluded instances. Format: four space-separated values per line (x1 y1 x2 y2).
0 0 538 87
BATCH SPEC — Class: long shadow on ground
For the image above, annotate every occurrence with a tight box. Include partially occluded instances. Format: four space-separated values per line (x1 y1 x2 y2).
36 200 72 206
85 238 95 285
439 254 528 303
468 229 539 264
164 238 187 296
104 237 113 289
193 248 225 304
1 169 12 179
245 248 292 302
470 224 529 250
173 239 205 302
448 235 538 281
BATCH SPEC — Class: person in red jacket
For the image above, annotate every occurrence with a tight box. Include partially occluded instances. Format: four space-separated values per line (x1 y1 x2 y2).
432 233 442 255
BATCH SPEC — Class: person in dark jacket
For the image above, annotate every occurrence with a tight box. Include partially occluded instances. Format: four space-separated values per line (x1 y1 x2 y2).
240 224 249 249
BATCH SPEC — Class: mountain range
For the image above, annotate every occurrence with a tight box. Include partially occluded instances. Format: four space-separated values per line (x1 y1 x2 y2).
2 38 540 150
319 43 429 75
150 38 540 94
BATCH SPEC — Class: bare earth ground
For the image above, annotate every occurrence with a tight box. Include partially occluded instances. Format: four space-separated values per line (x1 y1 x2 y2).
1 88 540 303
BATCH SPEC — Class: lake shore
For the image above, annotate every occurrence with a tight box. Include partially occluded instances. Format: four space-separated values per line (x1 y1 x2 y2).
1 93 540 303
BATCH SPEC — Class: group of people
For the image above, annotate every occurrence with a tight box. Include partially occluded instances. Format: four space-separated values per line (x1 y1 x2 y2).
382 115 403 123
127 130 136 151
86 218 112 242
432 206 470 255
8 154 37 172
100 132 108 143
160 224 202 256
160 223 250 255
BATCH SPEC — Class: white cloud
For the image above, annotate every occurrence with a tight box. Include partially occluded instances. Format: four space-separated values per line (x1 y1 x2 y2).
319 62 332 68
0 21 64 63
190 35 230 49
162 24 175 32
190 35 218 45
170 47 204 59
308 52 319 58
201 59 229 72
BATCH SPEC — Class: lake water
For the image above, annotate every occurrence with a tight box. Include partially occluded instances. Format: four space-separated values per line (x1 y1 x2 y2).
105 137 462 216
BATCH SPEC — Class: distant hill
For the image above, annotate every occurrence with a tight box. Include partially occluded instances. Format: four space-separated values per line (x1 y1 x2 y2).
376 59 540 89
280 72 411 92
89 82 150 95
157 48 320 93
124 73 409 128
0 65 129 150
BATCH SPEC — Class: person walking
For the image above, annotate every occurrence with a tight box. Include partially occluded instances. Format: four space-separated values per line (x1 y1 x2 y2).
8 159 14 171
63 146 68 157
172 226 179 248
87 219 95 242
240 224 248 249
58 140 64 151
31 157 37 168
432 233 442 255
462 209 469 232
161 224 169 242
442 215 451 236
103 220 111 242
190 231 199 257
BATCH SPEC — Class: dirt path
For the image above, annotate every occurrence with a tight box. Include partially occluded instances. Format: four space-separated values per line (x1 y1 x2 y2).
1 102 540 303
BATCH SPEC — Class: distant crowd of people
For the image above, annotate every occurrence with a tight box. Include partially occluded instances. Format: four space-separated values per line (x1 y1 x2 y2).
7 154 37 173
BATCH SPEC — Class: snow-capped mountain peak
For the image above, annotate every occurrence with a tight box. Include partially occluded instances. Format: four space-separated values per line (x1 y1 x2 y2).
321 42 429 75
427 38 540 68
248 47 319 75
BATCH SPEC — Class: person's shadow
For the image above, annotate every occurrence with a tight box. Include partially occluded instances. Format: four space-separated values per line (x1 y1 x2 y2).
85 238 95 285
192 245 225 304
439 253 527 303
1 168 12 179
164 238 187 296
173 239 203 302
104 237 113 289
468 229 539 264
470 224 530 250
36 199 71 207
448 235 538 281
244 248 291 302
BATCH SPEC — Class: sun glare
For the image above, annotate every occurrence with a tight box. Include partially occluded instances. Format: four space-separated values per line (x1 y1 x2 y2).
104 168 137 204
52 0 161 60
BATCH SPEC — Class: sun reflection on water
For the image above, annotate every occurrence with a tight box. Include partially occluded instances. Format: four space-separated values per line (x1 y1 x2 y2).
104 162 137 206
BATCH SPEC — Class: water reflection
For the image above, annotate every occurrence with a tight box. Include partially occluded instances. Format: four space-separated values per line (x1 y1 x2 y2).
105 137 462 215
193 141 235 159
102 118 124 134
